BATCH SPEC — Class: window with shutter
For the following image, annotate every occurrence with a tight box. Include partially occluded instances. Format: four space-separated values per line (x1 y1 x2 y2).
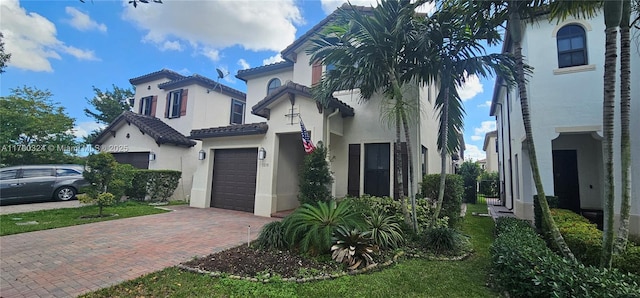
167 90 182 118
230 99 245 125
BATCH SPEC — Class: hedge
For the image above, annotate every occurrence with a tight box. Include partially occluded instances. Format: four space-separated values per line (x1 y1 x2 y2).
533 195 558 231
126 170 181 202
420 174 463 228
491 217 640 297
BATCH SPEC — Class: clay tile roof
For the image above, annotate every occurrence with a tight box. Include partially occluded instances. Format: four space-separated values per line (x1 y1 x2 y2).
251 81 354 119
158 74 246 100
129 69 185 85
190 122 268 140
92 111 196 147
236 61 294 82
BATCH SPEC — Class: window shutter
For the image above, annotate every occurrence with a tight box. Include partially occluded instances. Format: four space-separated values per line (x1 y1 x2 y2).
311 61 322 86
150 96 158 117
138 98 143 114
165 93 170 118
180 89 188 116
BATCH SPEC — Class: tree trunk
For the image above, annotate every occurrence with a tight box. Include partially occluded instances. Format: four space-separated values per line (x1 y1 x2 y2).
433 86 449 226
396 115 411 226
509 7 577 262
615 0 631 255
401 110 418 232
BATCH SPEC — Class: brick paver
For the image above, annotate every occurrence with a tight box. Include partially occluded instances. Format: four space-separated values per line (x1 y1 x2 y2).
0 206 276 297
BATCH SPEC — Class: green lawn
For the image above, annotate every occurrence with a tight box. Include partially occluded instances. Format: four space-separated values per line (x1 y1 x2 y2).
0 201 173 236
82 203 499 298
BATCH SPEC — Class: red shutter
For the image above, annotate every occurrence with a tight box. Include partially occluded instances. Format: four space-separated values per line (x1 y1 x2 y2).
150 96 158 117
311 61 322 86
165 93 170 118
180 89 188 116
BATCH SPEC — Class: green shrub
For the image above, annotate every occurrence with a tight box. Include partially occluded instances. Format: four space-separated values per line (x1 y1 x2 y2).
420 174 463 228
457 161 481 203
533 195 558 231
364 210 404 249
331 226 377 270
298 142 333 205
348 195 436 230
255 221 288 250
491 217 640 297
108 163 135 199
478 171 499 197
82 153 128 216
283 200 361 255
614 245 640 276
421 227 468 255
125 170 181 202
126 171 148 200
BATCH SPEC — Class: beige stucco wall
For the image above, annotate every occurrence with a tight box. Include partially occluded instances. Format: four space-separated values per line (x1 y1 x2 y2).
484 135 499 173
292 51 313 87
98 122 199 200
244 69 294 123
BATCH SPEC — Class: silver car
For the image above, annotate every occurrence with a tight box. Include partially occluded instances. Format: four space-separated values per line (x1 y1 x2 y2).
0 164 89 205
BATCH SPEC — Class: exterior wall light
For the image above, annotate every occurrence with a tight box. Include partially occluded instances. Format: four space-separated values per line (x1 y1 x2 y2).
149 151 156 161
258 147 266 160
198 149 206 160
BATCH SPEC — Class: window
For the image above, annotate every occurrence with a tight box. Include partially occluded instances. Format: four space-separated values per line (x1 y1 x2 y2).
364 143 390 197
167 90 182 118
267 78 281 95
139 96 153 116
56 168 81 177
128 97 135 108
230 99 245 125
326 63 336 72
0 170 18 180
557 25 587 68
21 168 54 178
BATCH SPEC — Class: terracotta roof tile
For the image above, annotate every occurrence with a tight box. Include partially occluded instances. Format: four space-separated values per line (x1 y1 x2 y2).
129 69 185 85
93 111 196 147
158 74 246 100
236 61 294 81
190 122 268 139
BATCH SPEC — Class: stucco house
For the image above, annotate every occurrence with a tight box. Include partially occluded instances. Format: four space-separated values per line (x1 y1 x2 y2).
93 69 247 199
482 130 498 173
187 7 455 217
491 13 639 236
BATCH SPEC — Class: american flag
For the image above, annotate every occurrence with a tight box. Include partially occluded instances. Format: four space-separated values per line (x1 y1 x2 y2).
299 118 315 154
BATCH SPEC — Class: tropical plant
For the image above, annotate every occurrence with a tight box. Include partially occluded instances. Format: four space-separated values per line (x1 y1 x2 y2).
82 152 119 216
458 161 482 203
364 210 405 249
420 174 464 228
283 200 362 255
421 226 468 255
331 226 377 270
298 141 333 204
255 221 288 250
308 0 423 231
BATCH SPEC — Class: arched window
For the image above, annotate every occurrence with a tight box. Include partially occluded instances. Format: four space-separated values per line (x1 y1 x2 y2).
557 25 587 68
267 78 281 95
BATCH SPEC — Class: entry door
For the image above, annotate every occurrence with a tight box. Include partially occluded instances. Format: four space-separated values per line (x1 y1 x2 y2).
552 150 580 212
364 143 390 197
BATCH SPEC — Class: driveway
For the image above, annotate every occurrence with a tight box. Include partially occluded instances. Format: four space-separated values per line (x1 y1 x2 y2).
0 206 276 298
0 200 85 215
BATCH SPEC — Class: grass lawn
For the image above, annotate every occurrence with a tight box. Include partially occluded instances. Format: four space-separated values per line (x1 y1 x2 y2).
0 201 176 236
82 203 499 298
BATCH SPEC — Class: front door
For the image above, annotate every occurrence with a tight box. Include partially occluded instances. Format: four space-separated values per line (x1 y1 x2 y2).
552 150 581 212
364 143 390 197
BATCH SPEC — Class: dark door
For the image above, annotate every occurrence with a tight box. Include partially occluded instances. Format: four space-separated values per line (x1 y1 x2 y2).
364 143 390 197
20 168 57 200
552 150 580 212
347 144 361 197
111 152 150 169
210 148 257 212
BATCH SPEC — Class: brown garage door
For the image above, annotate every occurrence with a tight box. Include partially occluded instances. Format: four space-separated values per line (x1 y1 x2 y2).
210 148 257 212
111 152 149 169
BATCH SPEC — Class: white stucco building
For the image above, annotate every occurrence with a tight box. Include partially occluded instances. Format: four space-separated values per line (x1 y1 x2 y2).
482 130 499 173
491 13 639 236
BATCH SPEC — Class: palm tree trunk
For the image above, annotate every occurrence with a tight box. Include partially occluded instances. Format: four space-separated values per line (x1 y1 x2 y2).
433 86 449 226
401 110 419 232
395 115 411 226
601 0 623 268
509 7 577 262
615 0 632 255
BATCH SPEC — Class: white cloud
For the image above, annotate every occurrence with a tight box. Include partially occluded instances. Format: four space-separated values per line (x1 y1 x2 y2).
456 74 483 101
202 48 220 62
0 0 99 72
176 68 191 75
122 0 304 57
471 135 482 141
64 7 107 32
72 121 106 139
238 59 250 70
160 40 183 51
478 100 492 108
320 0 435 16
464 144 485 162
474 121 496 136
262 54 284 65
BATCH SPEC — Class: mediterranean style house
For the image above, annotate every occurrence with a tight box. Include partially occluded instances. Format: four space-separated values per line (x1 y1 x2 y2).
93 69 247 200
491 13 639 236
187 7 454 217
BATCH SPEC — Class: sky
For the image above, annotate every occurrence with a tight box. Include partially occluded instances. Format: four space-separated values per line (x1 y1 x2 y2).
1 0 498 161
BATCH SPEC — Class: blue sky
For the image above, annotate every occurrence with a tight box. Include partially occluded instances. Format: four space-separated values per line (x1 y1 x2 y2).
1 0 498 161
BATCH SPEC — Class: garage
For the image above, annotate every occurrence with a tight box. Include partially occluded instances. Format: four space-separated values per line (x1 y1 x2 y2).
111 152 150 169
210 148 257 212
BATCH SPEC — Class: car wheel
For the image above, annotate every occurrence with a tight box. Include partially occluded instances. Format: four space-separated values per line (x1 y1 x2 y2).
55 186 76 201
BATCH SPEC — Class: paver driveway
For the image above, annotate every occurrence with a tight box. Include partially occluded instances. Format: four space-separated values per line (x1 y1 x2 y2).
0 205 276 298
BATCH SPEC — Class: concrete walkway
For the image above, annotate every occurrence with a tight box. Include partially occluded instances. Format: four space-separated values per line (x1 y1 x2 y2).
0 206 276 298
0 201 86 215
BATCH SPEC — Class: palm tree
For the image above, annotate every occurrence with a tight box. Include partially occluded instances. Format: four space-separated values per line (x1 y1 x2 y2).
414 3 516 224
308 0 422 231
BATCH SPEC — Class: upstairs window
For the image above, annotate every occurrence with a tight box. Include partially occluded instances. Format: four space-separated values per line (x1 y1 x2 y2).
231 99 245 125
557 25 587 68
139 96 153 116
167 90 182 118
267 78 281 95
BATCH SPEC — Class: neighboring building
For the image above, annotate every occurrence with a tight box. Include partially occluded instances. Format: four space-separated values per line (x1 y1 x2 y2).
477 159 487 171
188 7 456 216
491 13 639 236
93 69 247 200
482 130 498 173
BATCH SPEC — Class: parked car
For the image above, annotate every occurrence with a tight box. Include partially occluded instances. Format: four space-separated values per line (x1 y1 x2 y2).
0 164 89 205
